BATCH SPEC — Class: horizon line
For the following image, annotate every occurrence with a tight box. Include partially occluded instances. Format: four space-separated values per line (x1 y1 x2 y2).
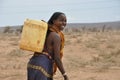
0 20 120 27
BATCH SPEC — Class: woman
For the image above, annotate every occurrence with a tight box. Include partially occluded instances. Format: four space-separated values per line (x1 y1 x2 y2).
27 12 69 80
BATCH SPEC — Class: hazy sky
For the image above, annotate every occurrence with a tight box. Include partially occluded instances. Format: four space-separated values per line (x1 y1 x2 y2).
0 0 120 26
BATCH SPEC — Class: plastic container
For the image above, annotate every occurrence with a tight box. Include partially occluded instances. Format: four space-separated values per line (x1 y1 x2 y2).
19 19 48 52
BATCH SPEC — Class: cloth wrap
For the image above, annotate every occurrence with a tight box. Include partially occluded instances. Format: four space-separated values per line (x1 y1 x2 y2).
27 53 53 80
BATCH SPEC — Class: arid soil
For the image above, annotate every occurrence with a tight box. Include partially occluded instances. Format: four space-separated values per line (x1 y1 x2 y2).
0 29 120 80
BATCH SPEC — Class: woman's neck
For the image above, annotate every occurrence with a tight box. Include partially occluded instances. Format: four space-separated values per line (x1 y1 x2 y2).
52 25 60 32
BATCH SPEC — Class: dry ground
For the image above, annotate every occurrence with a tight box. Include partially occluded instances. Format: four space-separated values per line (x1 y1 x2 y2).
0 29 120 80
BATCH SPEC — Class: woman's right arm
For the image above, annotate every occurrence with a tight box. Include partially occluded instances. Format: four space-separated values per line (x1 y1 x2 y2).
52 33 69 80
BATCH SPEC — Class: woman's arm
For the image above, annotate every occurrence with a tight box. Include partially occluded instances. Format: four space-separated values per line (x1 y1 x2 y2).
52 32 66 75
52 32 69 80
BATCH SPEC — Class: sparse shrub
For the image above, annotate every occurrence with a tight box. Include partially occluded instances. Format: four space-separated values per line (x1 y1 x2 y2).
88 27 98 32
71 27 81 32
101 25 106 32
16 28 22 33
81 26 86 32
20 25 23 33
64 28 69 33
3 26 10 33
64 28 73 35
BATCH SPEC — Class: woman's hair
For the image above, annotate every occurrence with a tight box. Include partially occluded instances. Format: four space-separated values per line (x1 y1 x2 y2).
48 12 65 25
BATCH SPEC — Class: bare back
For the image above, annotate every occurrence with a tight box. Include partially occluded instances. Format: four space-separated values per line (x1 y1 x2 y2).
43 31 61 59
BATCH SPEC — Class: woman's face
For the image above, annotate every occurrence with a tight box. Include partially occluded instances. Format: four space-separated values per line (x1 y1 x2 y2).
53 14 67 30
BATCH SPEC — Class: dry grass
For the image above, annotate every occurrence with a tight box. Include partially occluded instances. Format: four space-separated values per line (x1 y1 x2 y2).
1 27 120 80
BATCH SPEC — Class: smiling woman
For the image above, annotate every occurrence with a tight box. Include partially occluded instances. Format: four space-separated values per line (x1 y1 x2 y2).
27 12 69 80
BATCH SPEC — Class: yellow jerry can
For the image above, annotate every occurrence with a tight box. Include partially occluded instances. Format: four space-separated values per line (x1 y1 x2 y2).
19 19 48 52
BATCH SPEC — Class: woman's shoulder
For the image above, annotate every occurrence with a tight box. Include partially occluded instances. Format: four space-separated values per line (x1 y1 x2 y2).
48 32 61 41
49 31 59 37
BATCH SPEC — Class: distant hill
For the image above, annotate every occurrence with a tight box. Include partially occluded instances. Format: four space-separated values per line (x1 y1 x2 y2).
66 21 120 29
0 21 120 33
0 25 23 33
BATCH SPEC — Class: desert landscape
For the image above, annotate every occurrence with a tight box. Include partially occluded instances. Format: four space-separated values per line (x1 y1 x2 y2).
0 22 120 80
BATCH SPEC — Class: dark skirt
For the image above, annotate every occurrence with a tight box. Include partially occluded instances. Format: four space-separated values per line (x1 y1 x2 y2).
27 54 53 80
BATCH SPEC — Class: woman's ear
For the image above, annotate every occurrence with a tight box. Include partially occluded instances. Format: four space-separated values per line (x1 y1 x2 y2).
53 19 58 25
53 20 56 24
